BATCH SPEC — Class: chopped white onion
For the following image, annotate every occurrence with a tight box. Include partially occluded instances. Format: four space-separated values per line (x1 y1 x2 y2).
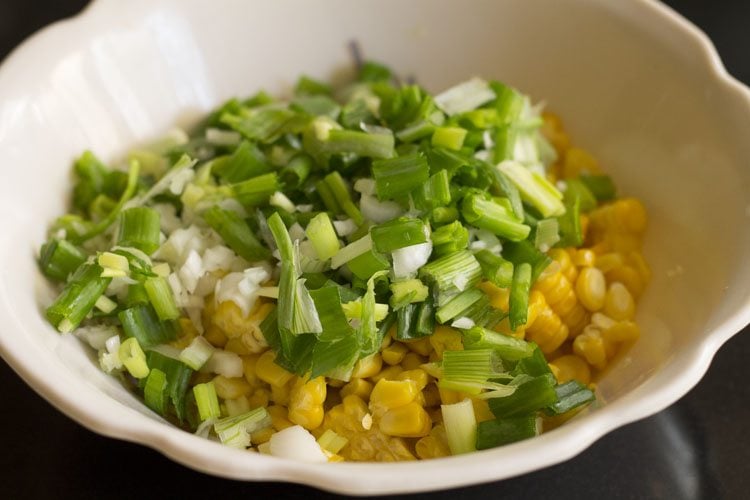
392 241 433 278
353 178 376 196
270 191 297 213
214 267 270 316
269 425 328 463
333 219 357 237
203 349 244 378
178 250 204 294
360 193 403 223
75 325 119 350
451 317 475 329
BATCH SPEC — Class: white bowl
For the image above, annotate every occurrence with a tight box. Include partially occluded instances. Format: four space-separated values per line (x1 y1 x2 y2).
1 0 749 494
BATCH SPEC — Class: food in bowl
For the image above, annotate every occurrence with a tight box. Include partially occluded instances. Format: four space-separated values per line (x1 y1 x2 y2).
38 61 648 462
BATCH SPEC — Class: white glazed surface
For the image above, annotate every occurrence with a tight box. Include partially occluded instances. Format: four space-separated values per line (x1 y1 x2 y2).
1 0 749 494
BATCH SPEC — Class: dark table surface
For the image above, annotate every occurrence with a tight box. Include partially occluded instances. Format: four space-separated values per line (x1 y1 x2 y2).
1 1 749 499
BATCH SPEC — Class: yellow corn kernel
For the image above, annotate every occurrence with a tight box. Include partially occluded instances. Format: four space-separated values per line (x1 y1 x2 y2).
242 354 262 388
351 353 383 379
340 378 374 400
627 251 652 285
549 248 578 284
370 365 403 383
429 326 464 359
604 282 636 321
378 402 432 437
572 248 596 268
224 395 251 417
270 382 291 406
576 267 606 312
525 294 569 354
370 379 418 411
580 214 590 242
549 354 591 385
212 300 248 339
256 350 294 387
381 342 409 366
428 407 444 425
415 425 451 459
422 383 441 407
327 378 346 388
327 454 346 463
602 320 640 343
438 386 465 405
605 265 644 298
479 281 509 311
541 112 571 155
402 337 433 356
203 323 227 348
267 405 294 431
471 398 495 423
380 331 393 350
288 376 327 430
171 318 198 349
573 327 607 370
595 252 625 273
342 395 370 422
396 369 429 391
401 352 426 370
224 337 252 355
247 388 269 409
212 375 252 400
201 294 217 331
563 147 600 178
250 426 274 445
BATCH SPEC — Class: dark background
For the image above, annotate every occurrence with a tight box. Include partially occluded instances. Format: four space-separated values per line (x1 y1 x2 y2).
1 1 749 499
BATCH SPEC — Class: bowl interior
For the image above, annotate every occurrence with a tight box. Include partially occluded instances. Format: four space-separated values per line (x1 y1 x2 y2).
1 0 750 493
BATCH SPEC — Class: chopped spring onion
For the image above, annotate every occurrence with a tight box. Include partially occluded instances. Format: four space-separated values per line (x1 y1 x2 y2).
371 217 428 253
119 304 177 348
144 276 180 321
97 252 130 278
435 289 485 324
389 279 429 309
193 382 221 421
203 206 270 262
462 326 535 362
475 415 539 449
214 141 271 183
497 161 565 218
317 429 348 455
39 239 87 282
144 368 169 414
434 77 496 116
117 207 161 255
461 193 530 242
487 374 558 418
214 407 272 449
46 263 112 332
144 350 194 422
118 337 149 379
441 399 477 455
431 126 467 151
556 193 583 248
331 234 373 269
509 263 532 331
372 153 430 200
347 248 390 280
305 213 340 261
94 295 117 314
419 250 482 306
534 218 560 251
324 171 364 225
179 336 216 370
580 173 616 201
231 172 280 207
414 169 451 210
430 221 469 257
474 249 514 288
544 380 596 416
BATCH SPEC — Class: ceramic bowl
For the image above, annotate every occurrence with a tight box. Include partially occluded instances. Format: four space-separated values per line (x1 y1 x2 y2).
1 0 749 494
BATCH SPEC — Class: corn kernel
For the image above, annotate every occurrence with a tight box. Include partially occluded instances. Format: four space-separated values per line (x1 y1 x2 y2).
573 327 607 370
370 365 403 383
203 323 227 348
378 402 432 437
572 248 596 268
351 353 383 379
256 350 294 387
340 378 374 400
396 369 429 391
247 388 269 409
429 326 464 359
438 387 465 405
549 354 591 385
212 375 252 400
369 379 418 412
422 383 442 407
381 342 408 366
224 395 251 417
401 352 426 370
224 337 252 355
242 353 262 388
604 282 635 321
479 281 509 311
402 337 433 356
576 267 606 311
602 320 640 343
250 426 274 445
595 252 625 273
267 405 294 431
471 398 495 423
605 265 644 298
270 382 291 406
288 376 327 430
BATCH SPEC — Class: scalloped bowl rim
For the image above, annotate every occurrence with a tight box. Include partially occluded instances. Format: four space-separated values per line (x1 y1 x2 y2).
0 0 749 495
